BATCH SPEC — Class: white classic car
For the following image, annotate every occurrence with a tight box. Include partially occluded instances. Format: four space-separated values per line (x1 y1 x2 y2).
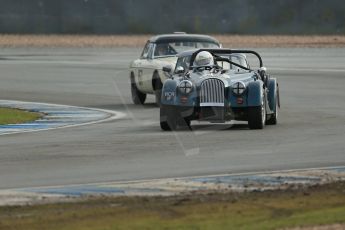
129 33 221 105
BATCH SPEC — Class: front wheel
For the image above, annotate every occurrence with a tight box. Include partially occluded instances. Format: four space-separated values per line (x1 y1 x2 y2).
131 77 146 105
178 117 191 130
160 105 177 131
248 100 266 130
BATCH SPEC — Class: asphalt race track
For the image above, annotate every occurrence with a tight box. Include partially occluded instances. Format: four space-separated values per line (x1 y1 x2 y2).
0 47 344 189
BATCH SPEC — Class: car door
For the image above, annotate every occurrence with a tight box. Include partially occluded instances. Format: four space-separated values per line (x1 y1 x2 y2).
140 43 156 93
131 42 153 93
136 42 155 93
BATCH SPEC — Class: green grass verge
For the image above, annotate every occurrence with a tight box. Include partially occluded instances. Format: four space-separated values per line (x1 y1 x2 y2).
0 183 345 230
0 108 41 125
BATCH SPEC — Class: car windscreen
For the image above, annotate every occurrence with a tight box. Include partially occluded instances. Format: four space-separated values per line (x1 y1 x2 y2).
216 54 248 70
175 54 248 73
154 41 219 58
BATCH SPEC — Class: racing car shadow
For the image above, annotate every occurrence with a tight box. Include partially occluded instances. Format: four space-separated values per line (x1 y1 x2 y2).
85 103 159 111
188 123 250 131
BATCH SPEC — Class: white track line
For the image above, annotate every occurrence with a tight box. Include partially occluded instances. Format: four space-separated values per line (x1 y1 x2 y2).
0 100 126 136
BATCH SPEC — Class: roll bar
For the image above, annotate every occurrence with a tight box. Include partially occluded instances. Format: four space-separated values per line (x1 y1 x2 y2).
189 49 263 68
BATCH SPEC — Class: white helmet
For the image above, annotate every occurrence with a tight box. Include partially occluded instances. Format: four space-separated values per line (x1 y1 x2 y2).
194 51 214 67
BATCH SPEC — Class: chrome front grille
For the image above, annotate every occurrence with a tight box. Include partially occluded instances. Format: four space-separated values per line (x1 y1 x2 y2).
200 78 225 107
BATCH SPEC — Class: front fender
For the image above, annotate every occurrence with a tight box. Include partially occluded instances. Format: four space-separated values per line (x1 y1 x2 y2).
161 80 198 106
161 79 178 105
247 80 264 107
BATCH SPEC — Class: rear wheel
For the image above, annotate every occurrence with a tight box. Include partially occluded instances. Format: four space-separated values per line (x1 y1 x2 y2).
131 74 146 105
266 87 279 125
248 98 266 129
266 99 278 125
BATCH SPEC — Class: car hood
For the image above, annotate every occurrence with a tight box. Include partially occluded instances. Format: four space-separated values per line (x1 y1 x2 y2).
154 56 178 69
186 70 255 87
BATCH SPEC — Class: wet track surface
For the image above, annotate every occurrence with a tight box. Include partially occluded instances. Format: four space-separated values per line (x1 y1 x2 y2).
0 47 344 189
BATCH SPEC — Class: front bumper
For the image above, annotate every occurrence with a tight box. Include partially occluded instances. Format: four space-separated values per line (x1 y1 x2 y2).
172 105 249 122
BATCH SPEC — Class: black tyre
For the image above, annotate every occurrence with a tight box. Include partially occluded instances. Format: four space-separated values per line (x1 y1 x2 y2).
266 99 278 125
248 99 266 130
266 86 279 125
178 117 192 130
131 74 146 105
153 73 163 106
160 105 177 131
160 120 171 131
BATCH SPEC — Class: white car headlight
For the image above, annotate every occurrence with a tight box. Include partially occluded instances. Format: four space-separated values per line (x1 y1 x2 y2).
231 81 246 95
178 80 193 94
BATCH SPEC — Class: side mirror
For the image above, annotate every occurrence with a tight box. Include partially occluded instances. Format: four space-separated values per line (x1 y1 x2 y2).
162 66 172 73
176 66 185 74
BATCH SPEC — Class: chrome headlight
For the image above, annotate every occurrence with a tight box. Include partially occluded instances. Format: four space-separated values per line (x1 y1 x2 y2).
178 80 193 94
231 81 246 95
